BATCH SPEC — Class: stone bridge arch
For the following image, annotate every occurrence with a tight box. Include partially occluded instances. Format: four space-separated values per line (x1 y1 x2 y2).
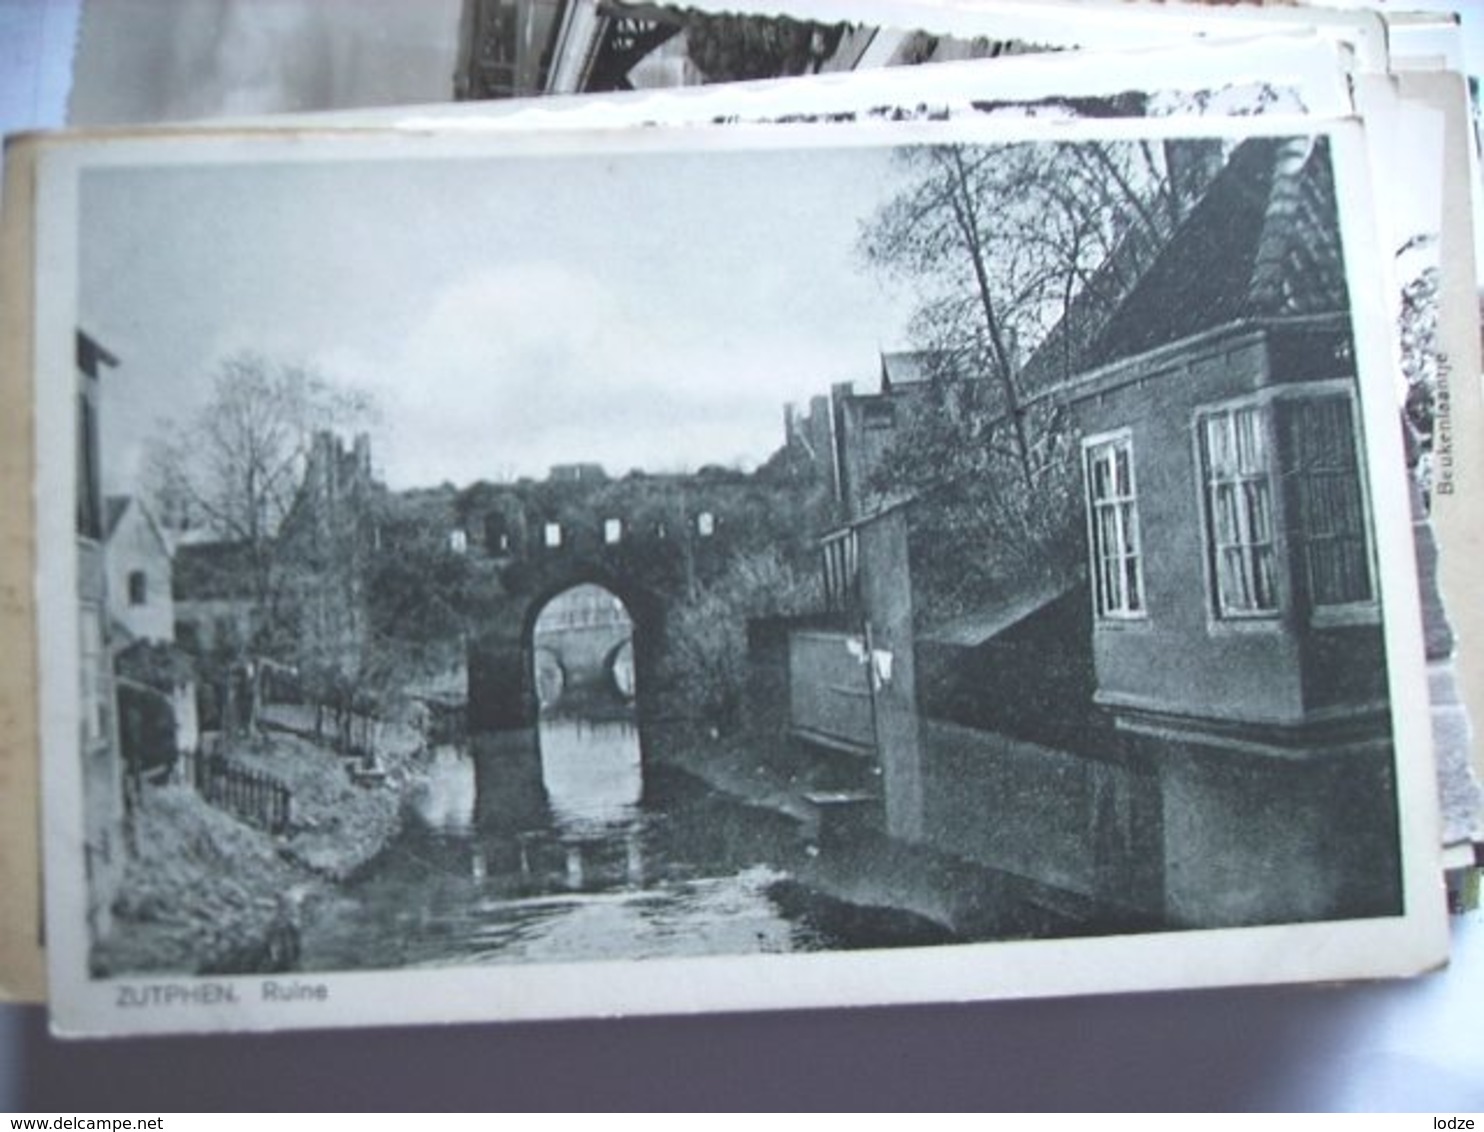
468 558 664 732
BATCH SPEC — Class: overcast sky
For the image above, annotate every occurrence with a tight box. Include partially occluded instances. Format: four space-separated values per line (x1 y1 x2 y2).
80 143 918 492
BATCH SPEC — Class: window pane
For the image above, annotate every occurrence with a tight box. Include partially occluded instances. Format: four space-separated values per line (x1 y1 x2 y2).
1091 451 1111 501
1252 545 1277 609
1124 558 1142 611
1213 483 1240 545
1119 502 1138 555
1235 407 1264 473
1102 557 1120 614
1097 507 1120 565
1205 417 1231 475
1084 438 1144 617
1202 407 1279 616
1218 547 1248 610
1244 480 1272 543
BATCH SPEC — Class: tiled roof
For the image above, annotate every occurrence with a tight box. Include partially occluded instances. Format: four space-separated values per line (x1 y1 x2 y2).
1084 136 1349 368
1019 137 1348 394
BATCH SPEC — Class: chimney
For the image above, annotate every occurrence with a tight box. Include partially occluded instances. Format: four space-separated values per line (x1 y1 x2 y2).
1164 138 1229 222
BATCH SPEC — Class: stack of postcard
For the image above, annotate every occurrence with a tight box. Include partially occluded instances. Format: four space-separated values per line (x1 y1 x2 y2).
1 0 1480 1036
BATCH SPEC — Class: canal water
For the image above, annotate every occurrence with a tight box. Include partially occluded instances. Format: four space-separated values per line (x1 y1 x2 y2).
295 714 864 971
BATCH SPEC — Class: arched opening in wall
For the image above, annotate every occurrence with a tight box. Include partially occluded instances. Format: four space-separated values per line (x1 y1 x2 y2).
530 582 642 835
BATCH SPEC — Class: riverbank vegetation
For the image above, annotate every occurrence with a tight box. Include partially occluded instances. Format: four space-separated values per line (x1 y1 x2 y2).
664 547 821 731
92 728 424 977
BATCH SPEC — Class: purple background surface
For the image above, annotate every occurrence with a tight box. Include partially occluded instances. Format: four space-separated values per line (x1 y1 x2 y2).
2 0 1482 1110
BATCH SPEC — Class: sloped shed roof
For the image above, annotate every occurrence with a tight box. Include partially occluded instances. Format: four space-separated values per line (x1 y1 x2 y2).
880 351 933 390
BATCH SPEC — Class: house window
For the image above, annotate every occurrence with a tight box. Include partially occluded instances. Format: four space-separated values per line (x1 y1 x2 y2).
1280 394 1373 609
862 401 897 431
544 522 562 549
696 511 715 537
1083 433 1145 618
1199 405 1278 616
604 518 622 544
449 529 468 554
127 570 147 606
1198 390 1374 621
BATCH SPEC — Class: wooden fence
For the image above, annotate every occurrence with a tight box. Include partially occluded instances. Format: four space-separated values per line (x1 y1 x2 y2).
192 747 293 834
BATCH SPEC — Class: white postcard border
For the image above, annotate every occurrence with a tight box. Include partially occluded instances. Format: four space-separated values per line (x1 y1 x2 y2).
35 114 1447 1036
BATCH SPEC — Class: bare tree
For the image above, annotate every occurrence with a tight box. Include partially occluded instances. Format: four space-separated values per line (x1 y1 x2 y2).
856 141 1202 624
857 141 1203 493
862 143 1180 467
146 353 374 733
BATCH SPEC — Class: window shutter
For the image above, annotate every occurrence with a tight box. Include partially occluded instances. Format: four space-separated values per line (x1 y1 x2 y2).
1279 395 1372 609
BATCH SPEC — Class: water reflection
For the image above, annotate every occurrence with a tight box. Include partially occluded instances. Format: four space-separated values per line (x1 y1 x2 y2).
421 721 647 848
293 590 875 971
539 716 642 836
294 718 839 972
411 745 476 833
530 582 646 890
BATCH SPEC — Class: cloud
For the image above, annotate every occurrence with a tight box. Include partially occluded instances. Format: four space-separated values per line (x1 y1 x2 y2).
361 262 855 487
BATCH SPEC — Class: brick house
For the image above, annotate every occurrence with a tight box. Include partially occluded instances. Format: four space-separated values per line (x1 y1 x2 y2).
808 136 1401 929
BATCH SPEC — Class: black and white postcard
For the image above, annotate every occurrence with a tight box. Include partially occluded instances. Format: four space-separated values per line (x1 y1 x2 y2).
4 21 1381 1007
25 116 1446 1034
